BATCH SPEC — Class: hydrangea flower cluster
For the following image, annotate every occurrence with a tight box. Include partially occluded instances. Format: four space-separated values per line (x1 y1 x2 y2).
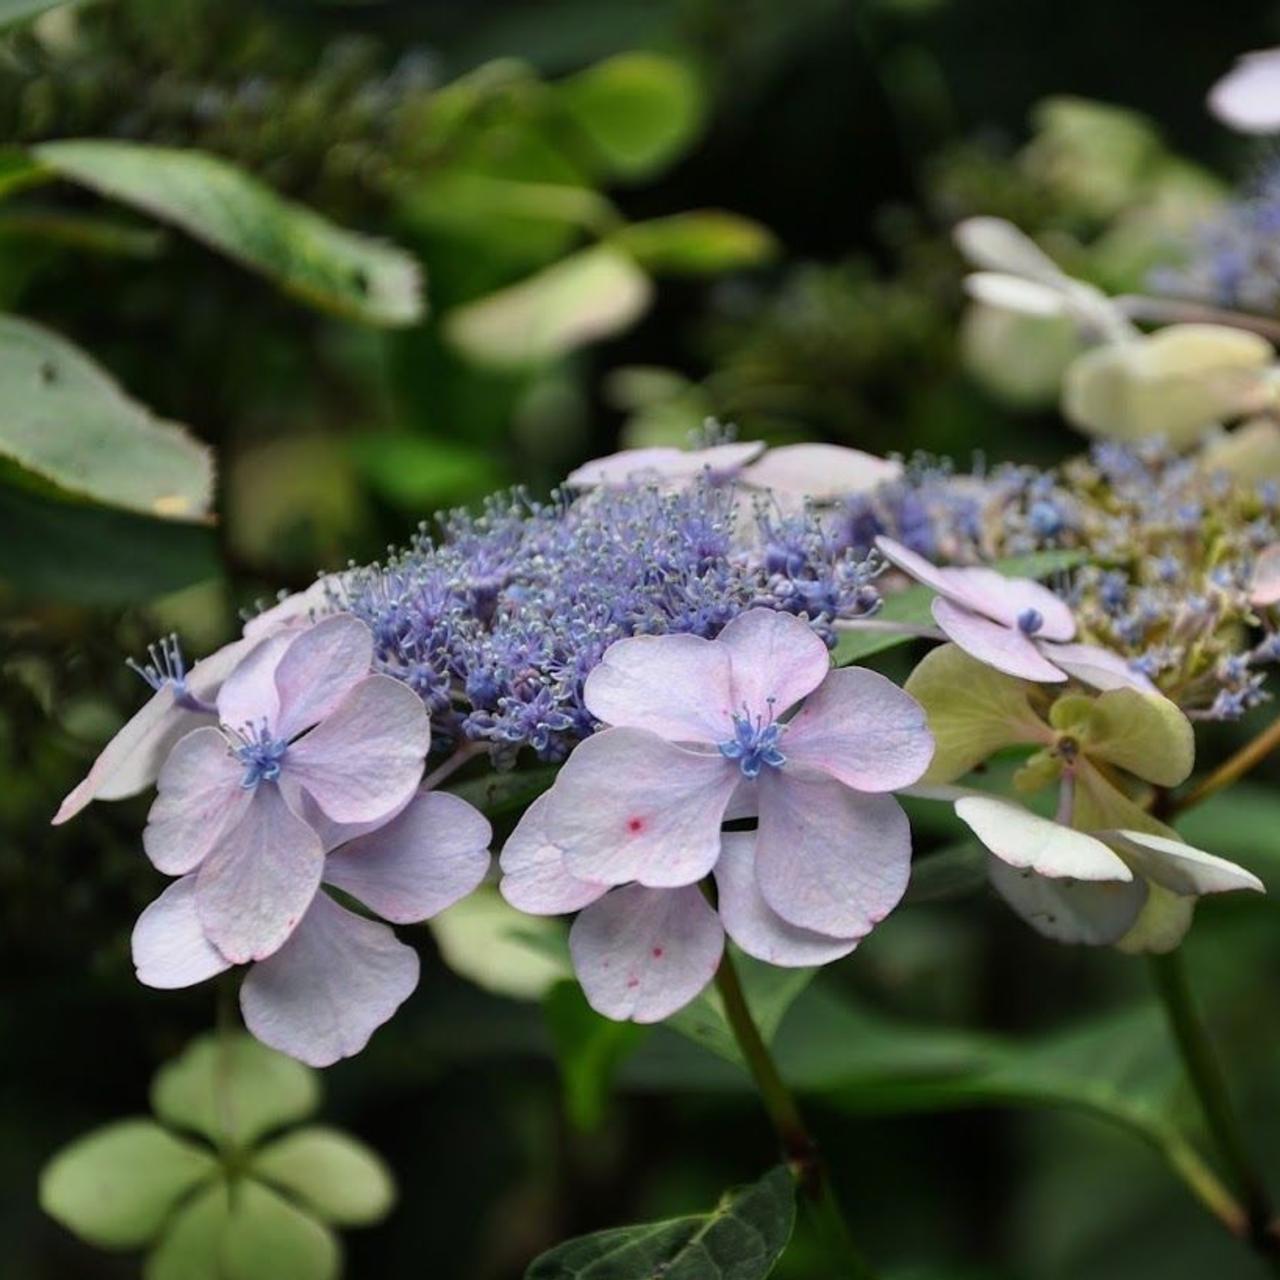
1150 158 1280 314
339 476 882 764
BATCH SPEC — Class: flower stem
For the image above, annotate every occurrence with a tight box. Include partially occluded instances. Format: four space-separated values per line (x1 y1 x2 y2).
1165 715 1280 817
714 950 877 1278
1115 294 1280 344
422 740 485 791
1149 949 1279 1261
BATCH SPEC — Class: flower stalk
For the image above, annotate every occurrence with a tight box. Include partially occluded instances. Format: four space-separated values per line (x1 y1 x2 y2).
1165 715 1280 817
1149 949 1280 1264
713 949 877 1279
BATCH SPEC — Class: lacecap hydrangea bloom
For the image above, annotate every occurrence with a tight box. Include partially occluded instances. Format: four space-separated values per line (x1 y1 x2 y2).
57 613 492 1066
500 608 935 1022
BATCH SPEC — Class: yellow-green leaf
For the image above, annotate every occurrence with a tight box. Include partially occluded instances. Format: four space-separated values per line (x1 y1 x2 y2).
252 1127 395 1227
613 211 777 276
445 246 652 367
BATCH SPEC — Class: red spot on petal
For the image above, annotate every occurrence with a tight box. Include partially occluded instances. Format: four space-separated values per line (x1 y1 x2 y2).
626 977 639 988
626 816 645 834
652 946 664 958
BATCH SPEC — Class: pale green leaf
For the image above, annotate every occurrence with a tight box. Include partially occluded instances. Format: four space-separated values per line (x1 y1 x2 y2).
0 0 80 28
150 1032 320 1151
146 1183 231 1280
903 644 1052 783
445 245 652 367
1077 686 1195 788
32 140 423 326
218 1180 339 1280
430 886 572 1000
0 314 213 519
1062 324 1273 447
557 53 703 181
39 1119 217 1249
525 1165 795 1280
252 1127 395 1227
614 211 777 276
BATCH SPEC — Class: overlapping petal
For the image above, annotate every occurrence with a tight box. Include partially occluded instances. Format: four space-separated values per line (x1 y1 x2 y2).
583 633 734 742
713 833 859 966
932 598 1069 683
285 675 429 824
548 728 740 888
716 608 830 718
755 768 911 937
988 857 1148 946
143 727 252 875
195 784 324 965
569 884 724 1023
132 876 232 990
498 793 608 915
783 666 934 792
324 790 492 924
742 443 901 500
240 893 419 1068
271 614 375 742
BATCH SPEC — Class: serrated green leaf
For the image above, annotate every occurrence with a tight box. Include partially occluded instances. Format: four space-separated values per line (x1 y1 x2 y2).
525 1164 795 1280
39 1119 217 1249
32 140 423 326
430 886 573 1000
218 1180 339 1280
614 211 777 276
446 245 652 367
252 1127 395 1227
557 53 703 182
150 1032 320 1151
544 981 649 1131
0 314 213 519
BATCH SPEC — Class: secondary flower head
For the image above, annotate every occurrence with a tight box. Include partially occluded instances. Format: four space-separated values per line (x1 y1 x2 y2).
132 788 492 1066
499 607 935 1022
876 534 1152 690
946 793 1262 953
142 614 430 967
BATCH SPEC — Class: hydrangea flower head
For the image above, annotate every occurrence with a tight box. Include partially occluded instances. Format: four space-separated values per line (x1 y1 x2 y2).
500 607 934 1022
142 615 430 967
876 534 1152 690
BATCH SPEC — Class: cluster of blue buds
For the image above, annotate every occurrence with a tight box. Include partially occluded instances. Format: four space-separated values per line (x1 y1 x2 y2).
338 480 882 763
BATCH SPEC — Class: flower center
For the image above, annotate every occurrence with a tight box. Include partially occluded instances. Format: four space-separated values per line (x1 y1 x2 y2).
718 707 786 778
231 720 289 789
1017 607 1044 636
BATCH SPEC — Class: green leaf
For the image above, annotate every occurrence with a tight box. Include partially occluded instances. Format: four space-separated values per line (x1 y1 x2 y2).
430 886 573 1000
449 765 560 817
902 841 989 905
445 245 652 367
0 314 213 519
525 1164 795 1280
150 1032 320 1151
39 1119 217 1249
666 949 816 1067
833 549 1084 666
218 1180 339 1280
544 981 649 1131
146 1183 229 1280
31 141 424 326
614 212 777 276
348 433 505 510
0 208 166 257
0 0 81 28
556 53 703 181
252 1127 394 1227
0 481 219 603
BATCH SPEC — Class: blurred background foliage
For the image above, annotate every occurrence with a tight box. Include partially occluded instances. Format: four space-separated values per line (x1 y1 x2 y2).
5 1 1280 1277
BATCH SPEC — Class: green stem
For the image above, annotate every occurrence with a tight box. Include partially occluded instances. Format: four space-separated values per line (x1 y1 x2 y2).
1166 715 1280 817
1149 950 1279 1262
714 950 877 1279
